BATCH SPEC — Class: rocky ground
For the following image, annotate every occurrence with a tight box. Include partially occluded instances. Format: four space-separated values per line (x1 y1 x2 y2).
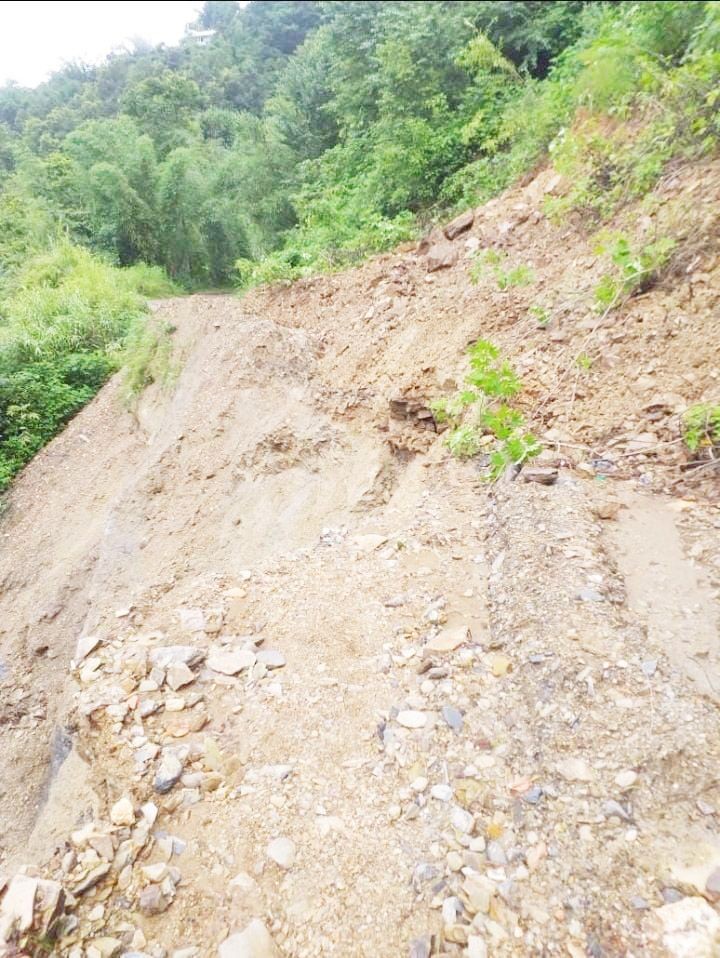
0 160 719 958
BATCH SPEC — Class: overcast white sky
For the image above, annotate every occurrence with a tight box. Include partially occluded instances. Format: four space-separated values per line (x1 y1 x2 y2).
0 1 206 87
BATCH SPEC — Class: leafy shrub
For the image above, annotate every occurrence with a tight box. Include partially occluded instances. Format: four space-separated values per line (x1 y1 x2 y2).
0 239 169 490
593 233 675 310
682 404 720 454
433 339 541 480
469 249 535 290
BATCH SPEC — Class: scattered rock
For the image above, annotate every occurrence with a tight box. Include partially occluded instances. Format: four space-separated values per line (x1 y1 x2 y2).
207 649 256 675
255 650 286 670
426 626 470 653
218 919 280 958
166 662 196 691
150 646 206 670
267 837 296 869
75 634 101 662
397 710 427 729
110 796 135 827
522 466 558 485
441 706 463 731
138 884 171 916
443 209 474 240
426 241 459 272
556 757 595 782
615 769 638 789
154 753 184 794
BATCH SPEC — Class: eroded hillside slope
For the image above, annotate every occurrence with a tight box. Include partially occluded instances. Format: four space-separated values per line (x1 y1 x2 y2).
0 162 719 958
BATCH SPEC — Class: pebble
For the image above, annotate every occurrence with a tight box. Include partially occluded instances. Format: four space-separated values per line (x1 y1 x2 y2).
138 884 170 915
556 757 595 782
486 840 507 866
110 796 135 827
577 587 604 603
219 919 280 958
522 786 543 805
154 754 184 794
467 937 488 958
615 769 638 789
256 650 286 670
150 646 205 669
207 649 256 676
75 635 101 662
166 663 195 691
655 897 720 956
450 806 474 834
397 710 427 729
426 625 470 653
441 706 463 731
266 837 296 869
431 784 453 802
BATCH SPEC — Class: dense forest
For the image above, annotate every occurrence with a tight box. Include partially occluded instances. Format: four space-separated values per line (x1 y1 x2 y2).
0 0 717 487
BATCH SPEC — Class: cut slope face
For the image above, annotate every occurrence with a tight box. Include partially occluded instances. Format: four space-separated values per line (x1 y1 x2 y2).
1 161 719 958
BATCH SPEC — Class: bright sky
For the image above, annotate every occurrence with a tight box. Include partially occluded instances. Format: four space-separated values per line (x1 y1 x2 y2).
0 1 206 87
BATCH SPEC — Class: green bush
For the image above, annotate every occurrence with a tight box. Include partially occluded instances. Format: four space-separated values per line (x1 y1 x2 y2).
682 404 720 454
0 239 173 490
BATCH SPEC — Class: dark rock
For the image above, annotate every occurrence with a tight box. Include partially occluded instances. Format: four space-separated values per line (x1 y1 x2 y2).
522 466 558 485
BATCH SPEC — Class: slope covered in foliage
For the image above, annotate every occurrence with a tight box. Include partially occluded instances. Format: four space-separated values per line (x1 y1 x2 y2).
0 0 718 488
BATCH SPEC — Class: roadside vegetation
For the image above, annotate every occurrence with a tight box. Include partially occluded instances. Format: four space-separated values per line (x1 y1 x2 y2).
0 0 717 487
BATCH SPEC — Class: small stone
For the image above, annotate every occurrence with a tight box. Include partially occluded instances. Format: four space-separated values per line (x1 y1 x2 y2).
431 784 453 802
166 663 195 691
218 919 280 958
705 868 720 900
110 796 135 827
150 646 205 670
138 884 170 916
556 757 595 782
491 654 512 677
76 635 101 662
631 896 649 910
615 769 638 789
142 862 168 883
467 936 488 958
426 626 470 653
408 938 431 958
388 804 402 821
397 710 427 729
642 659 658 678
441 706 463 731
486 840 507 866
602 800 633 822
255 650 286 670
522 786 543 805
267 837 296 869
207 649 256 676
154 753 184 794
450 806 474 834
577 587 604 603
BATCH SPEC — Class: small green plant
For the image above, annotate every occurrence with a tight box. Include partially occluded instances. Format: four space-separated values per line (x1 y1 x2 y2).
593 233 675 310
434 339 541 480
469 249 535 290
529 305 551 327
576 352 593 370
682 404 720 454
